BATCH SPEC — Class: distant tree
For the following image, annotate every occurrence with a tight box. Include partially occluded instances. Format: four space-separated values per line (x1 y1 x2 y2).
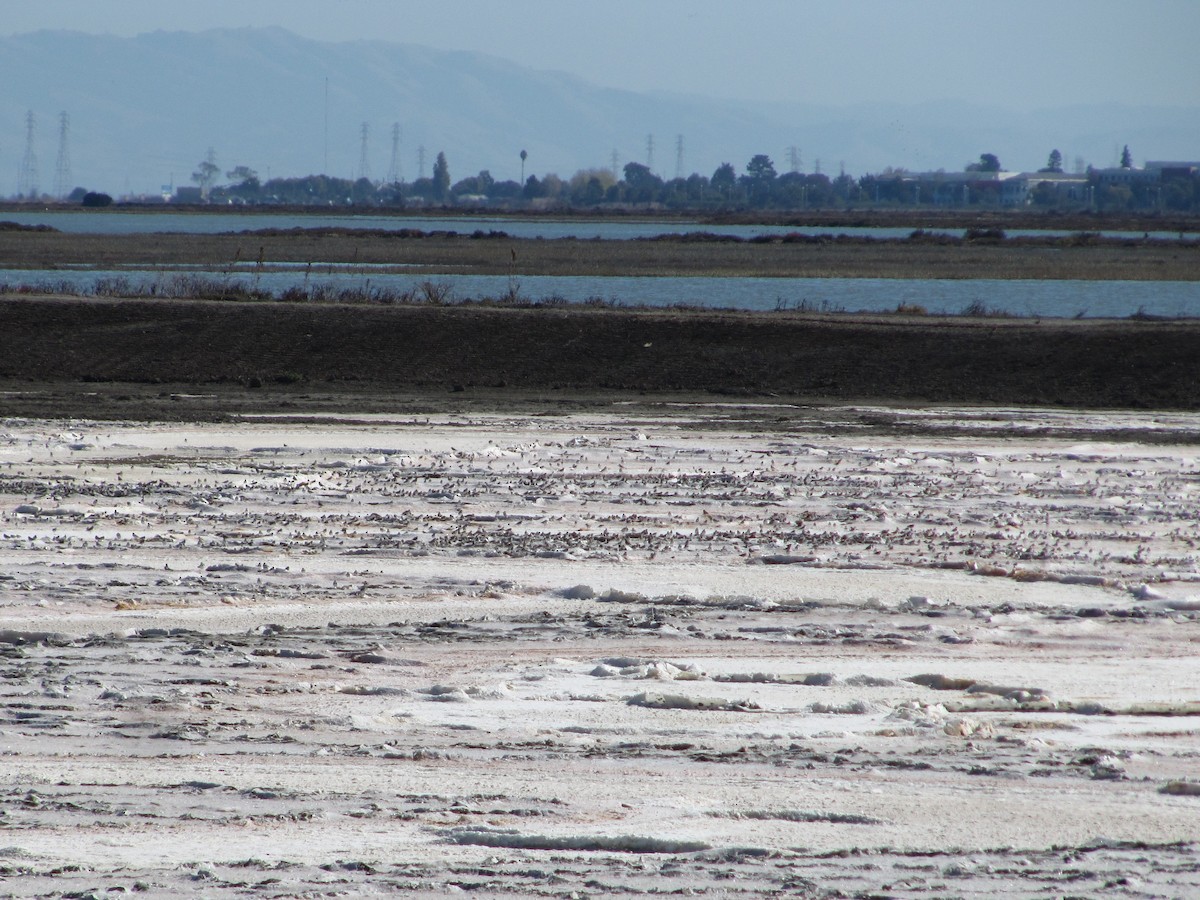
859 172 907 204
710 163 737 200
804 172 833 207
191 154 220 200
432 152 451 201
578 176 606 205
81 191 113 207
1040 149 1063 174
540 173 564 199
351 177 376 204
522 174 544 199
831 171 858 204
659 177 689 208
1030 181 1059 207
621 162 648 185
67 186 89 203
408 176 436 200
567 168 615 206
225 165 261 200
622 162 663 203
260 173 356 205
226 165 258 185
376 181 406 206
683 172 712 206
1162 176 1198 212
1120 145 1133 168
967 153 1002 173
745 154 777 182
742 155 778 207
775 171 806 207
487 179 522 200
451 170 495 197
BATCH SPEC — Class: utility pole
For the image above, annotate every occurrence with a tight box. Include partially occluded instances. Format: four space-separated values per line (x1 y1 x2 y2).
53 112 71 199
18 110 38 199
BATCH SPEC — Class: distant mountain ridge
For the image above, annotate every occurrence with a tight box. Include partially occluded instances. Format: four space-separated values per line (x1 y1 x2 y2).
2 27 1196 196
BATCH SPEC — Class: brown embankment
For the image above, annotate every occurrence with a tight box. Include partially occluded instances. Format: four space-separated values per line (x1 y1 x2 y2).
1 229 1198 279
1 296 1197 415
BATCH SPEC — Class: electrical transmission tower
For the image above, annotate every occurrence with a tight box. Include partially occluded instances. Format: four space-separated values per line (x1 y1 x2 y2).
674 135 684 180
645 134 655 173
611 149 620 182
357 122 371 181
386 122 402 183
417 145 426 180
54 112 71 199
788 146 802 174
18 110 38 199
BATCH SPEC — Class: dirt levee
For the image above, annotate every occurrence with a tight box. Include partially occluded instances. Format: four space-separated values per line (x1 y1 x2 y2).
2 295 1199 408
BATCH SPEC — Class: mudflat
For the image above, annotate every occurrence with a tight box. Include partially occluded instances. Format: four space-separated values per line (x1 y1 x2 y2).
2 296 1199 419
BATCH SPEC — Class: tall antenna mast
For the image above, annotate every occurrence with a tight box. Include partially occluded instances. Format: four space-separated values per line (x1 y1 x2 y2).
787 146 801 174
18 110 38 199
54 112 71 199
357 121 371 181
387 122 402 183
674 134 684 180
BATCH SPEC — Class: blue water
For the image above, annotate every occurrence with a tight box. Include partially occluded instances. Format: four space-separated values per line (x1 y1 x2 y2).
4 210 1198 242
3 268 1197 319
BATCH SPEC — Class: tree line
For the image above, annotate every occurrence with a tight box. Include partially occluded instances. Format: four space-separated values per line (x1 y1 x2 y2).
176 148 1200 213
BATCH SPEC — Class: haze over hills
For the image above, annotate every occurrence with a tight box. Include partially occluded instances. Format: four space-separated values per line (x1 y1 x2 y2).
2 27 1197 197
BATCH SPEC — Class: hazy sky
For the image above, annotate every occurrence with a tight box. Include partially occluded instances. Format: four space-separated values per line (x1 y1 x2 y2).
4 0 1197 110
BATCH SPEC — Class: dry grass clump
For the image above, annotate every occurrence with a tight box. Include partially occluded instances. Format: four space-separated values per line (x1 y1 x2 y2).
959 299 1015 318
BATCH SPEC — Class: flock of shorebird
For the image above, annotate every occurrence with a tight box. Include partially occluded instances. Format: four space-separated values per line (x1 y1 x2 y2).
1 417 1195 609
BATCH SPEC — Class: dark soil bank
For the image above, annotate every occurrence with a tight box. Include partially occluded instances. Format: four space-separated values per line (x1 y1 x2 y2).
2 296 1198 411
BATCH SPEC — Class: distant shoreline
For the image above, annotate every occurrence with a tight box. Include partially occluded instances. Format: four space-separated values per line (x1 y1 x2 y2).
4 203 1200 235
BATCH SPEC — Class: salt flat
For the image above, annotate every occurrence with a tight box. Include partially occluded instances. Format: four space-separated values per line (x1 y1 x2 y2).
1 406 1198 897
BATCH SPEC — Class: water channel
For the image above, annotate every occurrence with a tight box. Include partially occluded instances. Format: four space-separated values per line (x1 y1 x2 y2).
3 267 1197 319
4 211 1196 318
4 209 1198 241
